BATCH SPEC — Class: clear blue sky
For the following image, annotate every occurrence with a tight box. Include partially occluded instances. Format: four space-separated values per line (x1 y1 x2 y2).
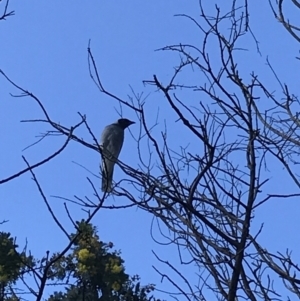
0 1 299 300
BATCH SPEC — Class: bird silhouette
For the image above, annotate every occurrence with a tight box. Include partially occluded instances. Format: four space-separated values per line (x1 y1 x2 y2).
100 118 135 192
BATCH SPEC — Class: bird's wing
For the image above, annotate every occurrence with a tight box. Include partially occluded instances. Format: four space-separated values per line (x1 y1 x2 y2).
100 124 125 192
100 124 124 158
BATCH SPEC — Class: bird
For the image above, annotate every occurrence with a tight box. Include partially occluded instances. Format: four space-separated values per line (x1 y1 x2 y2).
100 118 135 192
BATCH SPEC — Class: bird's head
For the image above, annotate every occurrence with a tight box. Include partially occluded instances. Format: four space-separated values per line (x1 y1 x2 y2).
117 118 135 129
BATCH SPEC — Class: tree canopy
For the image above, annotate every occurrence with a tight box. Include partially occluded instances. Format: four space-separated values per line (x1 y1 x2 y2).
1 1 300 301
0 222 156 301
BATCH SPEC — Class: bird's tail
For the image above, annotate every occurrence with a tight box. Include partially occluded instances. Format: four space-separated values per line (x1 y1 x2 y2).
101 159 114 192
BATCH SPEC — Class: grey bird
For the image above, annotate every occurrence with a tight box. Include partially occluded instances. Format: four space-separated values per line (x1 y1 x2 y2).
100 118 135 192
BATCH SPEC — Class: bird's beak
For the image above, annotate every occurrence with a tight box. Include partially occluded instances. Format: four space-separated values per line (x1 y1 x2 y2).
130 121 135 125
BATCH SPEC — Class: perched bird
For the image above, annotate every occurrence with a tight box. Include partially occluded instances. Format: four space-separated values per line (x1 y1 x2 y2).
100 118 135 192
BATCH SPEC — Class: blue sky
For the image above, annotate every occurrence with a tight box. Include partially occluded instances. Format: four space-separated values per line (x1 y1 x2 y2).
1 1 300 300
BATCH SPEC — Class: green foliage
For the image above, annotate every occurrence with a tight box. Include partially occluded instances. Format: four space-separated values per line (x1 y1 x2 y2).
0 232 27 301
0 222 157 301
0 232 24 285
47 221 156 301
